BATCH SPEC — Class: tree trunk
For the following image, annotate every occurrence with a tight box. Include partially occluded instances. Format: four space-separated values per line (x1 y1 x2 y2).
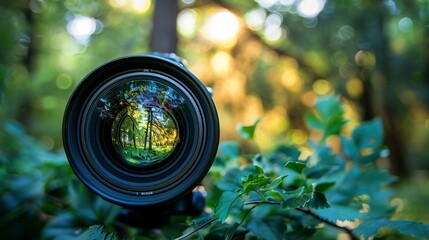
371 1 407 177
149 0 179 53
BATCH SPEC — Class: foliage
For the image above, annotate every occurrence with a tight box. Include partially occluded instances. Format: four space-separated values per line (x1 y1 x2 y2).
0 120 121 240
2 95 428 239
199 95 427 240
1 0 429 239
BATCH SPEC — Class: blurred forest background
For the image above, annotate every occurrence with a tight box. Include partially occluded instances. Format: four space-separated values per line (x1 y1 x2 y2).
1 0 429 237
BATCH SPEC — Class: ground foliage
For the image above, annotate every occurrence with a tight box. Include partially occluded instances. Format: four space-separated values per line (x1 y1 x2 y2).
2 95 429 239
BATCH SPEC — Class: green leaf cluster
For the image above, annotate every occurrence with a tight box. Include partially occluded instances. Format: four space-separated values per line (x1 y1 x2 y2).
2 95 429 240
208 95 429 240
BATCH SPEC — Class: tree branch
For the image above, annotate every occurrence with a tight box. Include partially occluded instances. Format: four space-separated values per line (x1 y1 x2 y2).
174 218 217 240
296 207 358 240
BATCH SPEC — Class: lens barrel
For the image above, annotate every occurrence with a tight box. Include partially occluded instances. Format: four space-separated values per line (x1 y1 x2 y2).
63 54 219 208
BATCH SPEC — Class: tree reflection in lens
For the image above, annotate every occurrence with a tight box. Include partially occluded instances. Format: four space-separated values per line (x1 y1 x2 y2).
99 80 185 166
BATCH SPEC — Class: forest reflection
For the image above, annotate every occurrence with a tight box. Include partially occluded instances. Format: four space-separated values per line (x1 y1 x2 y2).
99 80 184 166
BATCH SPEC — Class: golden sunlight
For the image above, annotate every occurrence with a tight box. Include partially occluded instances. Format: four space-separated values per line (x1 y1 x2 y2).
202 10 240 47
281 68 302 92
177 8 198 38
109 0 151 13
210 51 233 76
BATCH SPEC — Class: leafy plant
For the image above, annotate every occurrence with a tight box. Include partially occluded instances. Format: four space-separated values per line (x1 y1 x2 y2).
3 95 429 239
77 94 428 239
0 121 72 239
193 95 429 239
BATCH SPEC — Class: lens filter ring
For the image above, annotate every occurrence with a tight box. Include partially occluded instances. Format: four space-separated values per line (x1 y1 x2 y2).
63 54 219 207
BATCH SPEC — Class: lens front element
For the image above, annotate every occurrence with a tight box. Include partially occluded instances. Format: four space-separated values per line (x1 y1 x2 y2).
63 54 219 207
99 80 184 167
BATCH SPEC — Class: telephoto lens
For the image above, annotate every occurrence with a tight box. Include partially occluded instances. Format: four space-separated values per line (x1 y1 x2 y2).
63 53 219 214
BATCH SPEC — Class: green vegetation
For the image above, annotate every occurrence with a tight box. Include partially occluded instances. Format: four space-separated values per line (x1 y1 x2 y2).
1 0 429 239
2 95 429 239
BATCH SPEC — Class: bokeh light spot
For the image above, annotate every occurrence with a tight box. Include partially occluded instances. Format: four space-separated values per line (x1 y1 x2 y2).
297 0 325 18
398 17 413 32
281 69 302 92
67 15 97 44
301 91 317 107
291 129 307 145
109 0 151 13
245 8 266 31
263 25 284 42
40 136 55 151
256 0 279 9
56 74 73 90
202 10 240 47
110 0 128 8
132 0 151 13
178 8 198 38
41 96 57 109
346 78 363 98
313 79 332 95
210 51 233 76
355 50 376 68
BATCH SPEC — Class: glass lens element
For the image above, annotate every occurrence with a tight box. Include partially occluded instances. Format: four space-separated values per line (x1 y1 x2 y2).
98 80 185 166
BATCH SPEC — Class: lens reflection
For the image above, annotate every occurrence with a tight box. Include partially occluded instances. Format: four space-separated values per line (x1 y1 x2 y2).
99 80 185 166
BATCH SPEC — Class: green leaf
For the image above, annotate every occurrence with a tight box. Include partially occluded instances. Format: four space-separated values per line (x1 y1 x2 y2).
263 175 287 190
237 117 262 140
353 167 397 190
42 212 82 239
353 219 429 240
305 95 347 137
307 192 330 209
247 216 286 240
315 182 336 193
220 141 241 159
282 185 314 209
325 115 348 136
81 225 117 240
266 189 286 201
352 118 383 150
315 95 344 120
215 191 241 222
285 161 307 174
241 173 270 194
305 112 324 130
313 205 365 221
341 136 360 161
356 150 381 164
274 145 302 161
255 165 265 175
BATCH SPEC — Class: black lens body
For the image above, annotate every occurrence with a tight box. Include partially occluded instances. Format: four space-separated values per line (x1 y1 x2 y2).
63 53 219 213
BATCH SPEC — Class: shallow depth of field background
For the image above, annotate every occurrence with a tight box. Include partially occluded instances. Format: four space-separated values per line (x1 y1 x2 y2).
1 0 429 232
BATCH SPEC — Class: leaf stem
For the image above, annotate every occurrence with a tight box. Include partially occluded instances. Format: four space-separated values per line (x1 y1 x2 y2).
240 205 258 226
244 201 358 239
254 190 268 201
174 218 217 240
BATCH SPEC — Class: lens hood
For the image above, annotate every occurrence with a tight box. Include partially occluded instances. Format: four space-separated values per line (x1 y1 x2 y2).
63 54 219 208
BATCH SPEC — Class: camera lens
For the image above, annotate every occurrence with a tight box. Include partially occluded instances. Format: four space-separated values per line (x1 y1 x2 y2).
102 80 183 167
63 54 219 208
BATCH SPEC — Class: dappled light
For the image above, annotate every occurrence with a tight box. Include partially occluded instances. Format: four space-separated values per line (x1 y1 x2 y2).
66 15 98 44
177 8 198 38
201 9 240 47
1 0 429 238
297 0 325 18
109 0 152 13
